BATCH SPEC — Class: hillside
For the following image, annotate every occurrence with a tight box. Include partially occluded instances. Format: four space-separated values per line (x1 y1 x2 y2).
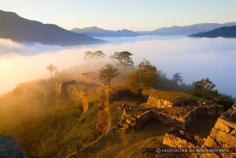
72 26 139 37
0 10 103 46
0 54 235 158
191 25 236 38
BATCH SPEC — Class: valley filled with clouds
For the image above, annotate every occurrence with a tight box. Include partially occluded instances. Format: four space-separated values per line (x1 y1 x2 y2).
0 36 235 97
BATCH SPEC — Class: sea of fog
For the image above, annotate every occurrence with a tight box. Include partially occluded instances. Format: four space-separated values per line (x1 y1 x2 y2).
0 36 235 97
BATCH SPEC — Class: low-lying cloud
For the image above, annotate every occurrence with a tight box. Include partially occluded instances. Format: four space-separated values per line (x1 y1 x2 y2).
0 38 62 55
0 36 235 97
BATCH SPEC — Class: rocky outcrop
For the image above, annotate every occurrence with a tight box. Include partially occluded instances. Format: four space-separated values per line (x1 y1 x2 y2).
0 136 26 158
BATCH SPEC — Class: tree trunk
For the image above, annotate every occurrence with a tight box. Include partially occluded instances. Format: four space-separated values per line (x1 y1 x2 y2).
137 88 143 97
108 80 111 88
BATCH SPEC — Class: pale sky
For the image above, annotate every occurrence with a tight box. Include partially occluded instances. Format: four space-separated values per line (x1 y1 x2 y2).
0 0 236 31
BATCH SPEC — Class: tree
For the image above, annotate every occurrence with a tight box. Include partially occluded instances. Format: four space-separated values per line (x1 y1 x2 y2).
94 50 106 58
192 78 216 99
172 73 183 85
84 51 93 60
111 51 134 67
192 78 234 110
128 60 159 92
84 50 106 60
46 64 57 79
138 58 157 71
99 64 119 88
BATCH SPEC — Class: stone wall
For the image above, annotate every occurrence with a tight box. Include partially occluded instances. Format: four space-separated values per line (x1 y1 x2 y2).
146 90 198 109
162 128 199 148
120 109 153 132
67 86 89 113
161 108 236 158
203 117 236 150
55 80 76 97
201 117 236 158
120 109 188 132
120 104 223 132
55 81 89 113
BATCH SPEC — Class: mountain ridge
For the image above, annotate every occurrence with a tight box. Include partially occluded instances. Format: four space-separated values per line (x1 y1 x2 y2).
191 25 236 38
72 22 236 37
139 22 236 36
1 9 236 43
72 26 139 37
0 10 103 46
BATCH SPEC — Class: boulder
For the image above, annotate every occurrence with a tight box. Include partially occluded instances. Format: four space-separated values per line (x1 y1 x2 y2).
0 136 26 158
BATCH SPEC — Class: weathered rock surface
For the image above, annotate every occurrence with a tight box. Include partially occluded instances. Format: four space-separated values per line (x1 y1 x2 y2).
0 136 26 158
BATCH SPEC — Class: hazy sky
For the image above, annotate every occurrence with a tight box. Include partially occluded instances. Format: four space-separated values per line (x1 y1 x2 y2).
0 0 236 30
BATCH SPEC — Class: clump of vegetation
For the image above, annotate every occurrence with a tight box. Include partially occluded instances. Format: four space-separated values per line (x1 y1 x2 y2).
154 71 192 92
128 59 159 94
192 78 234 110
172 73 183 85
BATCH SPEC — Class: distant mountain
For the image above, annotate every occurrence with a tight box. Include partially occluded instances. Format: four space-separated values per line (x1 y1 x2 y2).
191 25 236 38
0 10 103 46
140 22 236 36
71 26 139 37
72 23 236 37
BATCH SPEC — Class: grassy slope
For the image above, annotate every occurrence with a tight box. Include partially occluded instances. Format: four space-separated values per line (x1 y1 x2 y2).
73 120 171 158
26 102 99 158
71 98 172 158
0 80 101 158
